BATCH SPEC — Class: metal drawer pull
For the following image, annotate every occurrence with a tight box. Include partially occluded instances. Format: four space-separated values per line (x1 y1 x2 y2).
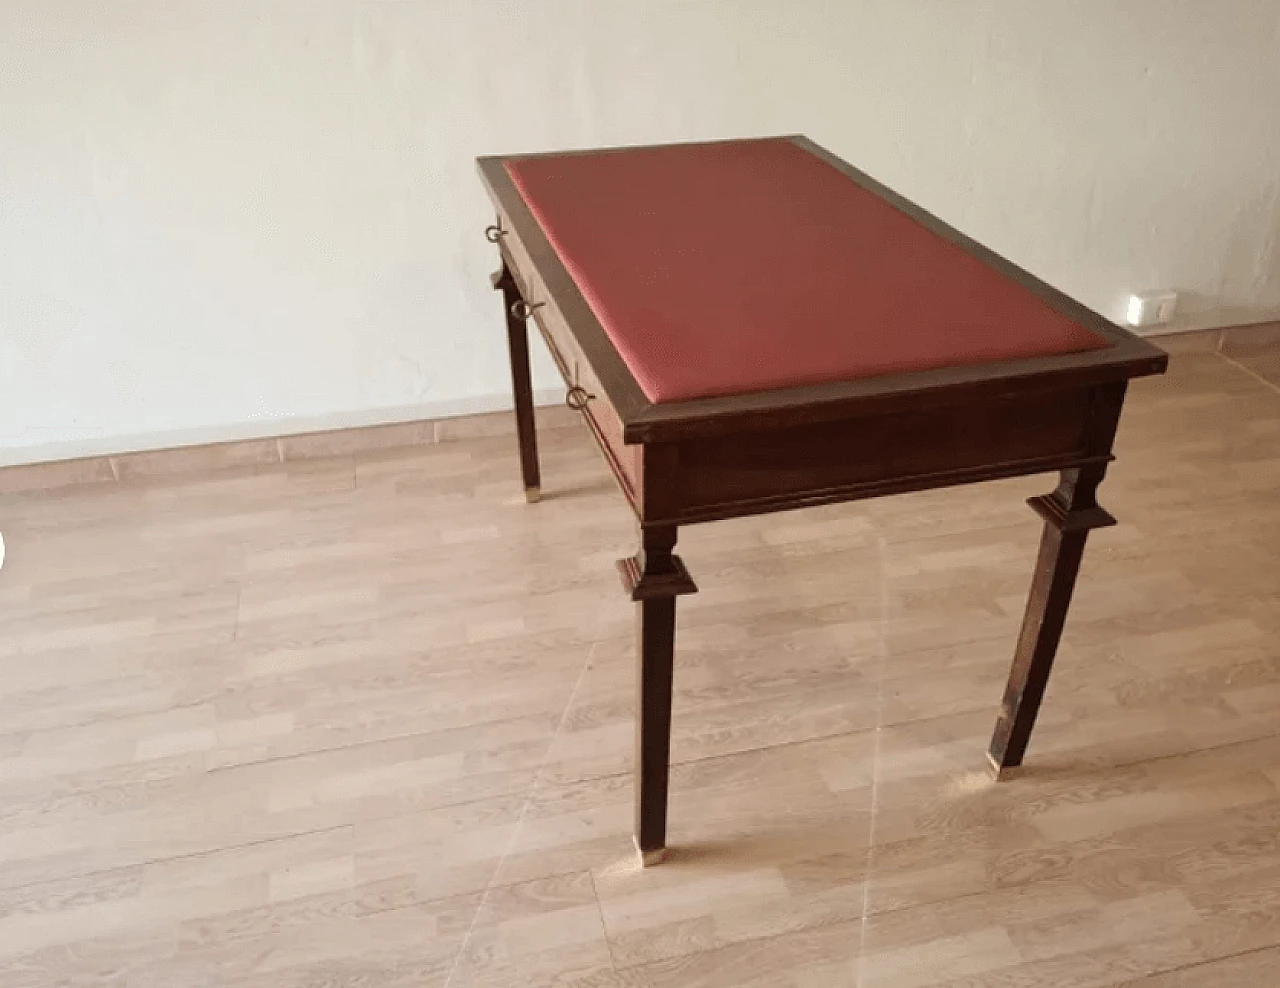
566 386 595 411
510 299 545 321
484 224 507 243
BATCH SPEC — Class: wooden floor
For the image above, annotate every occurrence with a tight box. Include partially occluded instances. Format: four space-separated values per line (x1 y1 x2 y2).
4 340 1280 987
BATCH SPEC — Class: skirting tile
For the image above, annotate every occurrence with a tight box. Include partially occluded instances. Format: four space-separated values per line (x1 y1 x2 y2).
1149 328 1222 354
279 421 437 461
434 403 579 442
112 438 282 480
1219 320 1280 357
0 455 115 494
535 404 581 432
1 403 584 494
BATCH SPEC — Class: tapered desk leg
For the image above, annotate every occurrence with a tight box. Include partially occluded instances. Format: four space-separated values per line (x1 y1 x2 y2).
989 466 1117 775
618 526 697 866
492 262 541 503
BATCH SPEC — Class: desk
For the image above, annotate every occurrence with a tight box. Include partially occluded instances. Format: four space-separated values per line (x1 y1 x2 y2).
476 136 1167 865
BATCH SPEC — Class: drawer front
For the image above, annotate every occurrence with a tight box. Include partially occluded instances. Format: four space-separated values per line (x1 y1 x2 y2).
499 209 643 508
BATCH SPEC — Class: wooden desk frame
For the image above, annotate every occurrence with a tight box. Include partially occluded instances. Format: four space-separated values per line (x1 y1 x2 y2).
477 136 1168 866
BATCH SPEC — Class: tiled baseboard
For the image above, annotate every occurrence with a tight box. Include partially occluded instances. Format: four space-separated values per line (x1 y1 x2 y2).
5 321 1279 495
0 403 581 495
1152 321 1280 391
1151 320 1280 354
1147 327 1224 353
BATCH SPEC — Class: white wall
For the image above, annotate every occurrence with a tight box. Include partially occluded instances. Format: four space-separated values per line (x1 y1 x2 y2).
3 1 1279 466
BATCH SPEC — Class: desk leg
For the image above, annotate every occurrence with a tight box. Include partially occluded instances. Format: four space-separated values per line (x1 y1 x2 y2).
618 526 698 866
988 466 1117 774
493 262 541 503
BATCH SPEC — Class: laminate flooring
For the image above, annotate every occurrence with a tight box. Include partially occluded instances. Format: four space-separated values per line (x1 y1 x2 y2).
3 343 1280 986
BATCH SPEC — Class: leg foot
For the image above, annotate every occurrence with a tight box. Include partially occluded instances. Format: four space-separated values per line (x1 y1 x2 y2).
523 485 541 504
634 835 667 867
985 749 1022 781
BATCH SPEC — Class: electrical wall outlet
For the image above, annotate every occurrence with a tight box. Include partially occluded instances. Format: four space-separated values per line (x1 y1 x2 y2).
1126 291 1178 328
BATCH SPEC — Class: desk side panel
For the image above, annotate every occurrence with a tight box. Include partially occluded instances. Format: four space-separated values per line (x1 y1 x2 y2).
643 386 1103 525
498 207 644 509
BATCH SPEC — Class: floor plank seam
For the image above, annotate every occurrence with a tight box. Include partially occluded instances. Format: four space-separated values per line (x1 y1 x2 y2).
1080 722 1280 774
587 869 621 975
605 911 863 975
0 696 217 743
1214 348 1280 398
200 710 566 776
0 821 354 897
1112 939 1280 987
854 532 892 988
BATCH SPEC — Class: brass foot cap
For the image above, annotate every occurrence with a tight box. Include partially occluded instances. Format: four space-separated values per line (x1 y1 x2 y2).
986 750 1021 781
633 836 666 867
524 486 541 504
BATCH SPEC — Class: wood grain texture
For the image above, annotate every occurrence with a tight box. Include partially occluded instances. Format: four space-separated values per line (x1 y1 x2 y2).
646 385 1103 525
1 347 1280 985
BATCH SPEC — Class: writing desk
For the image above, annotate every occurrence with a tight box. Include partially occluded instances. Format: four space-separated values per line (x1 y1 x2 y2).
476 136 1167 865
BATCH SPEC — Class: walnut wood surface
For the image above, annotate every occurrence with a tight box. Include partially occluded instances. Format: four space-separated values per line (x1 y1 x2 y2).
642 385 1103 526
